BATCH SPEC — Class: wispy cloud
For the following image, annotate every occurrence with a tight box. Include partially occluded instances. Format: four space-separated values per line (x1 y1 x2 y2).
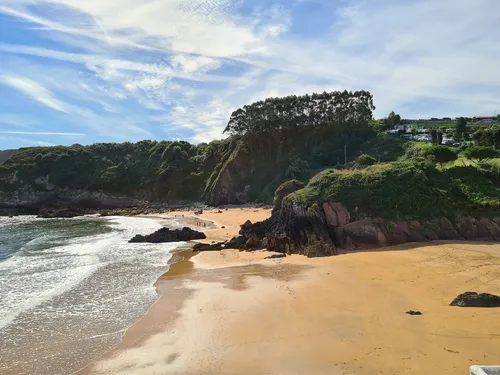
0 0 499 149
0 75 68 113
0 131 86 136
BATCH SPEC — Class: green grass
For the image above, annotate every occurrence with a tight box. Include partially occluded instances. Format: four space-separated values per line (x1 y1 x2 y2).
285 161 500 221
360 135 407 162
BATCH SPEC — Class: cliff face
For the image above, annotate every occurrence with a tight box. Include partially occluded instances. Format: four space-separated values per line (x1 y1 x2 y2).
204 138 288 206
204 143 251 205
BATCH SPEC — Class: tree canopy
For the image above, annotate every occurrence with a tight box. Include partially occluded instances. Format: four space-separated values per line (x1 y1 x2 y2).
455 117 467 141
473 126 500 148
462 146 499 163
223 90 375 136
421 145 457 165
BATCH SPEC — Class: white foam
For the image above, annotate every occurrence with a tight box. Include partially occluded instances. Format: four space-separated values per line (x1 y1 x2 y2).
0 216 178 332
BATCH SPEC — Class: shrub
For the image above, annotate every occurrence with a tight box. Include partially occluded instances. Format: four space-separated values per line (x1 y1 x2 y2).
421 145 458 165
462 146 499 163
354 154 377 168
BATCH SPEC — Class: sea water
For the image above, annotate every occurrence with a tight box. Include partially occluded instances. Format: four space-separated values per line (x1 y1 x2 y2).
0 215 182 375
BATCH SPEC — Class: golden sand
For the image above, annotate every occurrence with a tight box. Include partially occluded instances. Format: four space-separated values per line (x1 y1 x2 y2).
79 209 500 375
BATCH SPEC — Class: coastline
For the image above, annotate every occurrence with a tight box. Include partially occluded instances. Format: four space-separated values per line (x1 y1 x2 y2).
78 208 500 375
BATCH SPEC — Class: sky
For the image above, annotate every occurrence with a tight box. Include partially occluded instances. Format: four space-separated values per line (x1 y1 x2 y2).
0 0 499 149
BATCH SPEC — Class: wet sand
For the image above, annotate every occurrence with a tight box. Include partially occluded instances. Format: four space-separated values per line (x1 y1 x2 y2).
79 209 500 375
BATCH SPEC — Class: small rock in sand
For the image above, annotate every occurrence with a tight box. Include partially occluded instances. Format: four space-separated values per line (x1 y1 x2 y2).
406 310 422 316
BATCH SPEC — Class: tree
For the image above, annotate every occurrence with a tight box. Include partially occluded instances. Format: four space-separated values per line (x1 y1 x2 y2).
385 111 401 128
473 126 500 148
411 128 417 137
437 131 443 145
462 146 500 164
223 90 376 136
430 129 438 144
455 117 467 141
422 145 457 166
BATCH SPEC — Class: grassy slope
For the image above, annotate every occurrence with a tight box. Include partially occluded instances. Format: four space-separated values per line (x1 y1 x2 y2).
286 161 500 221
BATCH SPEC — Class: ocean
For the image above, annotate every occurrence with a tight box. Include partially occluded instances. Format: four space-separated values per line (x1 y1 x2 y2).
0 215 183 375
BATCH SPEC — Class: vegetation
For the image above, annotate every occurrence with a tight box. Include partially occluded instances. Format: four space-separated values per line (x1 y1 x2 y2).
285 161 500 220
1 90 377 205
1 87 499 221
224 91 375 137
358 135 406 162
421 145 458 165
0 139 233 201
353 154 377 168
455 117 467 141
462 146 500 164
472 126 500 148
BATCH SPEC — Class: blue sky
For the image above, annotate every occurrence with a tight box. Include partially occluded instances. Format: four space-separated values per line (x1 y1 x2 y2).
0 0 499 149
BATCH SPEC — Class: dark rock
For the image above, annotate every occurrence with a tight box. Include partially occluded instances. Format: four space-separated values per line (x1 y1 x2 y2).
221 226 226 229
265 253 286 259
406 310 422 315
38 206 88 218
194 209 203 215
129 227 206 243
449 292 500 307
273 180 305 214
245 234 262 248
193 243 223 251
224 235 247 249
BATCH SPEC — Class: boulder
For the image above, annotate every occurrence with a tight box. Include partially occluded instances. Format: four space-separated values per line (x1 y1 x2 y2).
245 234 262 248
322 202 350 227
265 253 286 259
224 236 247 249
450 292 500 307
273 180 305 213
335 218 387 250
129 227 206 243
193 243 223 251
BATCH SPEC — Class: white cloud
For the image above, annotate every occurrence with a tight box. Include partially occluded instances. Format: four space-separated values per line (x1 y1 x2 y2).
170 54 221 75
0 131 86 136
1 0 500 147
0 75 68 113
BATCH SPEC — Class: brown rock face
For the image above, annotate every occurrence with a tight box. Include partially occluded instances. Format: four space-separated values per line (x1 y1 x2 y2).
335 218 387 250
322 202 350 227
234 200 500 258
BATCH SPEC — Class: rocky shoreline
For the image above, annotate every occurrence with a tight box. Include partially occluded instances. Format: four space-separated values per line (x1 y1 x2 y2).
2 193 499 259
0 202 209 218
196 200 500 258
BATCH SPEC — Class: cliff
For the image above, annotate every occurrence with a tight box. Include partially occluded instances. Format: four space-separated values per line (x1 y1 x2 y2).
238 162 500 257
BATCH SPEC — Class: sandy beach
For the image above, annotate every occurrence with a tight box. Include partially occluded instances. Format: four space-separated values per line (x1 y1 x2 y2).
79 208 500 375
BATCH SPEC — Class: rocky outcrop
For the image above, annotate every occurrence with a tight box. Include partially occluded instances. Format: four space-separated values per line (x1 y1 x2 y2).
129 227 206 243
273 180 305 214
204 143 250 206
450 292 500 307
239 198 500 257
0 186 143 215
193 243 224 251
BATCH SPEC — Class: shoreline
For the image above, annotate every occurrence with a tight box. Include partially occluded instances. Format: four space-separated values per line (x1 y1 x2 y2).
76 207 274 374
78 209 500 375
